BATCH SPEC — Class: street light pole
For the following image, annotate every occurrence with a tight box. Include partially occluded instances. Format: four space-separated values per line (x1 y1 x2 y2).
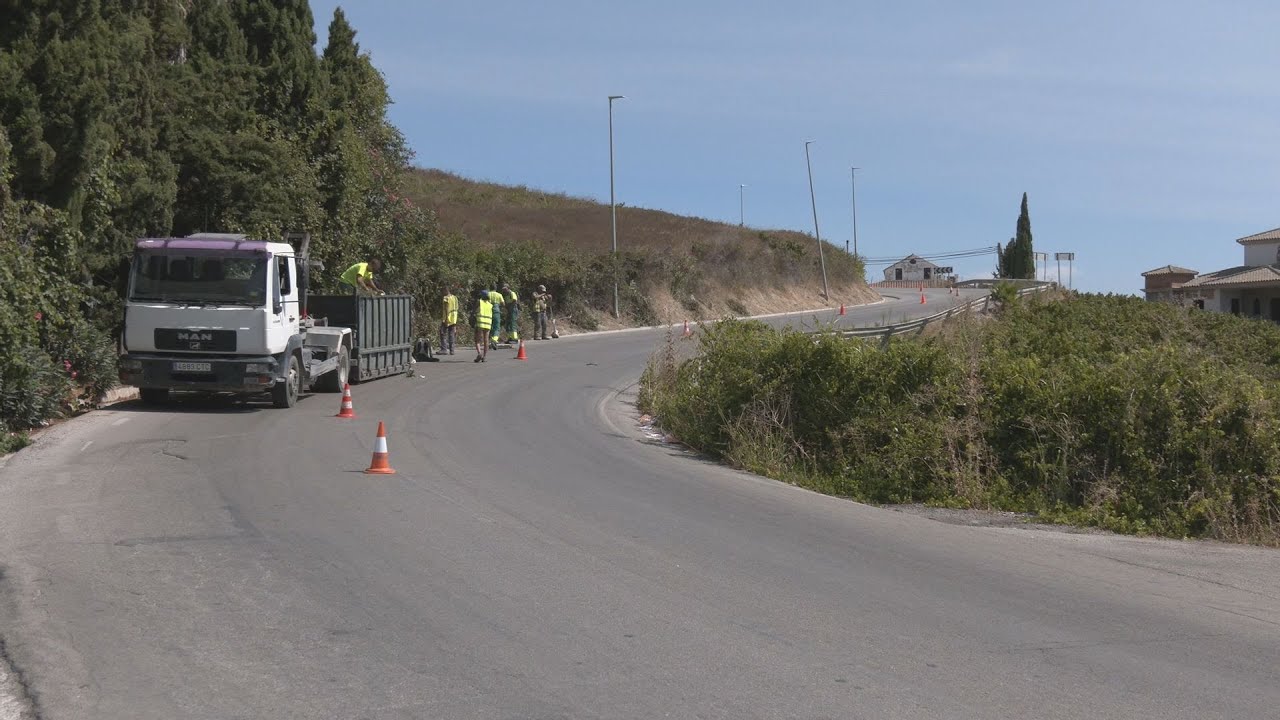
608 95 625 318
804 141 830 301
739 184 746 227
850 166 860 257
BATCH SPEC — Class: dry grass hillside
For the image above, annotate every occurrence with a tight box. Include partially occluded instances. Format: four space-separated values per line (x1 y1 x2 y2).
402 169 877 328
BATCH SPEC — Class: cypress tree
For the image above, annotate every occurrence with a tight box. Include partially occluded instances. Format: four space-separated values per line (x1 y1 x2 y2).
1014 192 1035 279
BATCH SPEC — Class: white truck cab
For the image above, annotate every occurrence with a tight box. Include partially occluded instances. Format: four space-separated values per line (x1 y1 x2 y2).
119 233 352 407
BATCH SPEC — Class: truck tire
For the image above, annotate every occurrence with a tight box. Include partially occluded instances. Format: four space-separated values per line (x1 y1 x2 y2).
139 388 169 405
272 354 301 408
315 346 349 393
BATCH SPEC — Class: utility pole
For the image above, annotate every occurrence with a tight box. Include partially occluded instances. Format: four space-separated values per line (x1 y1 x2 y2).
804 141 830 301
850 167 859 257
608 95 625 318
739 184 746 227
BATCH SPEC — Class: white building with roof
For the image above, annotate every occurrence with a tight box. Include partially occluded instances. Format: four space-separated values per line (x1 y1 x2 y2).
883 254 948 282
1143 228 1280 318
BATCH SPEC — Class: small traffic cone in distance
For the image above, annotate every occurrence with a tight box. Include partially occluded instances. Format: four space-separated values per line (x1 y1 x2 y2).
336 383 356 419
838 303 846 316
920 290 927 305
682 319 693 338
364 421 396 474
515 340 528 361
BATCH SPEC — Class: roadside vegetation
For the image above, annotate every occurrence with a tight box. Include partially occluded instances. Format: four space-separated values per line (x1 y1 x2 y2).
399 169 870 330
641 292 1280 544
0 1 869 447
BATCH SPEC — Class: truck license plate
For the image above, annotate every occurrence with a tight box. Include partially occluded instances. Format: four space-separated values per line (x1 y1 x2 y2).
173 361 212 372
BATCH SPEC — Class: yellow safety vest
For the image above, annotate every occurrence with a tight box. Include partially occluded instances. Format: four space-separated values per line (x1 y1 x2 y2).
442 294 458 325
340 262 370 286
475 298 492 330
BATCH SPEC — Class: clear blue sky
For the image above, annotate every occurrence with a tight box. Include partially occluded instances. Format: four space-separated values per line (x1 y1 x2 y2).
311 0 1280 294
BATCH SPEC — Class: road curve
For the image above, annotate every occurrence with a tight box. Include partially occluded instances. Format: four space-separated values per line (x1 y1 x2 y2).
1 289 1278 720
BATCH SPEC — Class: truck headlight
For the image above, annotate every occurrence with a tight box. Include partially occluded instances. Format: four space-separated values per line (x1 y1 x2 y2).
244 362 274 374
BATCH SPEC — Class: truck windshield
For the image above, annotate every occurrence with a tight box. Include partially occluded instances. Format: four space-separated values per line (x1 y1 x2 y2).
130 252 268 306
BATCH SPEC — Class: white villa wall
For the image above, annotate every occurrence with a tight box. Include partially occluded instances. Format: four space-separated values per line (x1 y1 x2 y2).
1243 242 1280 267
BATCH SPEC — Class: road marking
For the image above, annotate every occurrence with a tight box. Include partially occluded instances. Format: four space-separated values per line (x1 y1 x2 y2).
80 441 93 452
112 417 130 426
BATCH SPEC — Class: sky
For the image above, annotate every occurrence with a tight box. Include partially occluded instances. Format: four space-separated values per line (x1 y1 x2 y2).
309 0 1280 294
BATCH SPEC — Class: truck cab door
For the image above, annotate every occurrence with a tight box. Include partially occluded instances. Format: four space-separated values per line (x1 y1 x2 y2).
267 255 301 351
278 255 301 336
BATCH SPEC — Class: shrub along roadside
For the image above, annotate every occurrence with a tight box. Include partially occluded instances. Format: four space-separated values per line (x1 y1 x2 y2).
640 294 1280 544
1 201 120 448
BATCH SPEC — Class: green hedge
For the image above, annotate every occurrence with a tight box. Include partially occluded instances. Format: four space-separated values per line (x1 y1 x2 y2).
642 294 1280 543
1 201 118 445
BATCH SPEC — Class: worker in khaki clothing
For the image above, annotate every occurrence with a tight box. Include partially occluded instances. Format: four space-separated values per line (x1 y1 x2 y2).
486 283 505 348
501 283 520 344
471 288 492 363
532 285 553 340
439 287 459 355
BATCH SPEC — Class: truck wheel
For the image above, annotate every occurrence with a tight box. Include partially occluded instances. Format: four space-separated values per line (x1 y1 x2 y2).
315 346 349 393
272 354 301 408
139 388 169 405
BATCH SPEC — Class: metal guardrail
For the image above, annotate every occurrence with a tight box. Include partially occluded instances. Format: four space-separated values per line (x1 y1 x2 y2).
827 283 1054 342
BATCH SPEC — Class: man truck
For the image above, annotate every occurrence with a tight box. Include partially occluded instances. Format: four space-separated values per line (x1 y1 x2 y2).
118 232 412 408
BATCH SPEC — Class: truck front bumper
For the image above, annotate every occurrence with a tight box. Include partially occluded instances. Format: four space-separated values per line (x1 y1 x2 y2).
119 353 282 393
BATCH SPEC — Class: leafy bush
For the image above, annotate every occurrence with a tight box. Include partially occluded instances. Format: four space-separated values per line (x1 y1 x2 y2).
0 197 118 436
642 296 1280 544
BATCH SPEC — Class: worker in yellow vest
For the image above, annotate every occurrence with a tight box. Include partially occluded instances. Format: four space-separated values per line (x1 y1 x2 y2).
471 288 492 363
486 283 505 348
532 284 553 339
501 283 520 344
339 258 384 294
439 286 458 356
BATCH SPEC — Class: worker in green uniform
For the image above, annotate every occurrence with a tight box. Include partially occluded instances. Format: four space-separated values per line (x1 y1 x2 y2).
486 282 505 348
501 283 520 344
471 288 492 363
339 259 384 294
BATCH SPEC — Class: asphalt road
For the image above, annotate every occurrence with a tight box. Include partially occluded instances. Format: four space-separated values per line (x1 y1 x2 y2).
1 289 1279 720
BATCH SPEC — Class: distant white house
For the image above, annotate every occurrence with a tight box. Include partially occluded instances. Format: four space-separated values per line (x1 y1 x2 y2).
883 254 949 282
1143 227 1280 319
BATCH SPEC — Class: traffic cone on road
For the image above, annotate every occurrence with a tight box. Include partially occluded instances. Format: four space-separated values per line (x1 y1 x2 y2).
335 383 356 419
838 303 846 316
515 340 528 361
364 421 396 475
682 319 693 338
920 289 927 305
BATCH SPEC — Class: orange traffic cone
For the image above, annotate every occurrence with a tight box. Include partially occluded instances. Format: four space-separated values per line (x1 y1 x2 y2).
682 320 693 338
335 383 356 419
515 340 528 361
838 303 846 316
364 421 396 474
920 290 927 305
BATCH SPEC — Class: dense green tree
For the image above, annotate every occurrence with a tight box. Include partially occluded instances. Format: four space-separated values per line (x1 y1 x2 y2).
995 193 1035 279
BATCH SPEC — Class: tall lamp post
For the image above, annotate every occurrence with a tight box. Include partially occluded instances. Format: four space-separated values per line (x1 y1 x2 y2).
850 166 860 257
608 94 625 318
804 141 830 301
739 184 747 227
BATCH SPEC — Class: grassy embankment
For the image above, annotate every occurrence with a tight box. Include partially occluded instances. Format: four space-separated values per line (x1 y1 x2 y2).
400 169 874 332
641 291 1280 545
